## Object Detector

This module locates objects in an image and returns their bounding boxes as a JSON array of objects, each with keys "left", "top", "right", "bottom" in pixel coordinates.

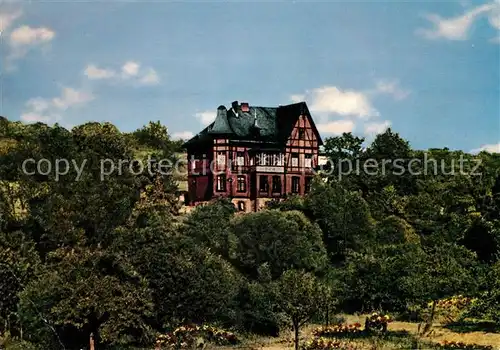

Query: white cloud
[
  {"left": 122, "top": 61, "right": 140, "bottom": 77},
  {"left": 316, "top": 120, "right": 355, "bottom": 135},
  {"left": 84, "top": 65, "right": 116, "bottom": 80},
  {"left": 290, "top": 94, "right": 305, "bottom": 103},
  {"left": 490, "top": 35, "right": 500, "bottom": 43},
  {"left": 20, "top": 112, "right": 53, "bottom": 124},
  {"left": 52, "top": 87, "right": 94, "bottom": 110},
  {"left": 290, "top": 83, "right": 399, "bottom": 139},
  {"left": 7, "top": 25, "right": 55, "bottom": 62},
  {"left": 489, "top": 1, "right": 500, "bottom": 28},
  {"left": 83, "top": 62, "right": 160, "bottom": 85},
  {"left": 470, "top": 142, "right": 500, "bottom": 153},
  {"left": 21, "top": 87, "right": 94, "bottom": 125},
  {"left": 297, "top": 86, "right": 379, "bottom": 119},
  {"left": 375, "top": 80, "right": 410, "bottom": 100},
  {"left": 364, "top": 120, "right": 392, "bottom": 136},
  {"left": 10, "top": 25, "right": 54, "bottom": 45},
  {"left": 172, "top": 131, "right": 194, "bottom": 140},
  {"left": 417, "top": 2, "right": 499, "bottom": 41},
  {"left": 195, "top": 111, "right": 216, "bottom": 125},
  {"left": 26, "top": 97, "right": 50, "bottom": 113},
  {"left": 0, "top": 9, "right": 22, "bottom": 32},
  {"left": 140, "top": 68, "right": 160, "bottom": 85}
]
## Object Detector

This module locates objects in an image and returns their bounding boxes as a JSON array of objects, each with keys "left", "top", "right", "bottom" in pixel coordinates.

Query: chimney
[
  {"left": 241, "top": 102, "right": 249, "bottom": 112},
  {"left": 231, "top": 101, "right": 239, "bottom": 111}
]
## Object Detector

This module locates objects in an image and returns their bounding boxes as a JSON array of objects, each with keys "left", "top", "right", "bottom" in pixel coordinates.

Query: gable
[
  {"left": 277, "top": 103, "right": 323, "bottom": 146},
  {"left": 286, "top": 114, "right": 320, "bottom": 147}
]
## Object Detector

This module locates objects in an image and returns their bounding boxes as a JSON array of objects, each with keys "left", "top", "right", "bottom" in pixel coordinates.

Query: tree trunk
[
  {"left": 428, "top": 300, "right": 437, "bottom": 326},
  {"left": 325, "top": 306, "right": 329, "bottom": 327},
  {"left": 422, "top": 300, "right": 437, "bottom": 335},
  {"left": 293, "top": 320, "right": 299, "bottom": 350}
]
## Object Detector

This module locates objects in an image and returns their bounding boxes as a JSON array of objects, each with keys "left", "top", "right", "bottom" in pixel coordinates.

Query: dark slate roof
[{"left": 183, "top": 101, "right": 322, "bottom": 148}]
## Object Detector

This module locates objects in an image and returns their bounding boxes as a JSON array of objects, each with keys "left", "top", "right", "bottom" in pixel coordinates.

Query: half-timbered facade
[{"left": 183, "top": 101, "right": 323, "bottom": 212}]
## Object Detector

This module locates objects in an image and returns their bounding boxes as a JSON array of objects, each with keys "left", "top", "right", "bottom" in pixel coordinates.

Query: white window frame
[
  {"left": 217, "top": 151, "right": 226, "bottom": 166},
  {"left": 305, "top": 154, "right": 312, "bottom": 168},
  {"left": 216, "top": 175, "right": 226, "bottom": 191},
  {"left": 236, "top": 152, "right": 245, "bottom": 166}
]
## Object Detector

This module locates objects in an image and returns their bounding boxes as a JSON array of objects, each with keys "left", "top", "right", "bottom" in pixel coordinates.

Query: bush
[
  {"left": 311, "top": 323, "right": 362, "bottom": 337},
  {"left": 437, "top": 340, "right": 493, "bottom": 350},
  {"left": 155, "top": 324, "right": 239, "bottom": 349},
  {"left": 302, "top": 337, "right": 360, "bottom": 350},
  {"left": 364, "top": 313, "right": 392, "bottom": 333}
]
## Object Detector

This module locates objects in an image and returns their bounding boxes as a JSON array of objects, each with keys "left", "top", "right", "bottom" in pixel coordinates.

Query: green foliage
[
  {"left": 400, "top": 241, "right": 478, "bottom": 306},
  {"left": 18, "top": 246, "right": 154, "bottom": 348},
  {"left": 1, "top": 117, "right": 500, "bottom": 348},
  {"left": 275, "top": 269, "right": 327, "bottom": 350},
  {"left": 304, "top": 181, "right": 374, "bottom": 261},
  {"left": 0, "top": 231, "right": 40, "bottom": 335},
  {"left": 464, "top": 261, "right": 500, "bottom": 323},
  {"left": 374, "top": 215, "right": 420, "bottom": 245},
  {"left": 276, "top": 269, "right": 325, "bottom": 324},
  {"left": 182, "top": 197, "right": 237, "bottom": 259},
  {"left": 231, "top": 210, "right": 328, "bottom": 280}
]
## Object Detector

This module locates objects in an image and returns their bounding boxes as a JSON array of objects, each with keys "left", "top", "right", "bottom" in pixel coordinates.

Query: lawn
[{"left": 204, "top": 315, "right": 500, "bottom": 350}]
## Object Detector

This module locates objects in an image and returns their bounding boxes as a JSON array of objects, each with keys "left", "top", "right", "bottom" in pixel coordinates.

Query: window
[
  {"left": 237, "top": 175, "right": 246, "bottom": 192},
  {"left": 259, "top": 175, "right": 269, "bottom": 192},
  {"left": 291, "top": 153, "right": 299, "bottom": 167},
  {"left": 256, "top": 153, "right": 264, "bottom": 165},
  {"left": 292, "top": 176, "right": 300, "bottom": 193},
  {"left": 305, "top": 177, "right": 313, "bottom": 193},
  {"left": 298, "top": 128, "right": 305, "bottom": 140},
  {"left": 271, "top": 153, "right": 284, "bottom": 166},
  {"left": 305, "top": 153, "right": 312, "bottom": 168},
  {"left": 236, "top": 152, "right": 245, "bottom": 166},
  {"left": 272, "top": 176, "right": 281, "bottom": 193},
  {"left": 217, "top": 151, "right": 226, "bottom": 166},
  {"left": 237, "top": 201, "right": 246, "bottom": 212},
  {"left": 216, "top": 174, "right": 226, "bottom": 192}
]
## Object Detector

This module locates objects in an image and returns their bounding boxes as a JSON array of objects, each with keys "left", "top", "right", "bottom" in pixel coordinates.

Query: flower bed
[
  {"left": 302, "top": 337, "right": 359, "bottom": 350},
  {"left": 436, "top": 295, "right": 475, "bottom": 309},
  {"left": 311, "top": 323, "right": 362, "bottom": 337},
  {"left": 437, "top": 340, "right": 493, "bottom": 350},
  {"left": 364, "top": 312, "right": 392, "bottom": 332},
  {"left": 432, "top": 295, "right": 477, "bottom": 323},
  {"left": 155, "top": 324, "right": 238, "bottom": 349}
]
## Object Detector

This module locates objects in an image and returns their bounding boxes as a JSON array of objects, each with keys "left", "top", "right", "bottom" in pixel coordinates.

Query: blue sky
[{"left": 1, "top": 0, "right": 499, "bottom": 153}]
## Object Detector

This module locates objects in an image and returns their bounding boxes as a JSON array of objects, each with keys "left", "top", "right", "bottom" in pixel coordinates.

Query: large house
[{"left": 183, "top": 101, "right": 323, "bottom": 212}]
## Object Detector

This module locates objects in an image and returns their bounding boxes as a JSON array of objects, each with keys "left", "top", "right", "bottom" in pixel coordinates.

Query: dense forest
[{"left": 0, "top": 116, "right": 499, "bottom": 350}]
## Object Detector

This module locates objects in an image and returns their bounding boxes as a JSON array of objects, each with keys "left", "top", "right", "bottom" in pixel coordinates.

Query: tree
[
  {"left": 231, "top": 210, "right": 328, "bottom": 280},
  {"left": 374, "top": 215, "right": 420, "bottom": 246},
  {"left": 0, "top": 231, "right": 40, "bottom": 336},
  {"left": 465, "top": 260, "right": 500, "bottom": 323},
  {"left": 182, "top": 197, "right": 237, "bottom": 259},
  {"left": 18, "top": 246, "right": 154, "bottom": 349},
  {"left": 304, "top": 180, "right": 374, "bottom": 262},
  {"left": 399, "top": 241, "right": 478, "bottom": 333},
  {"left": 275, "top": 270, "right": 326, "bottom": 350}
]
